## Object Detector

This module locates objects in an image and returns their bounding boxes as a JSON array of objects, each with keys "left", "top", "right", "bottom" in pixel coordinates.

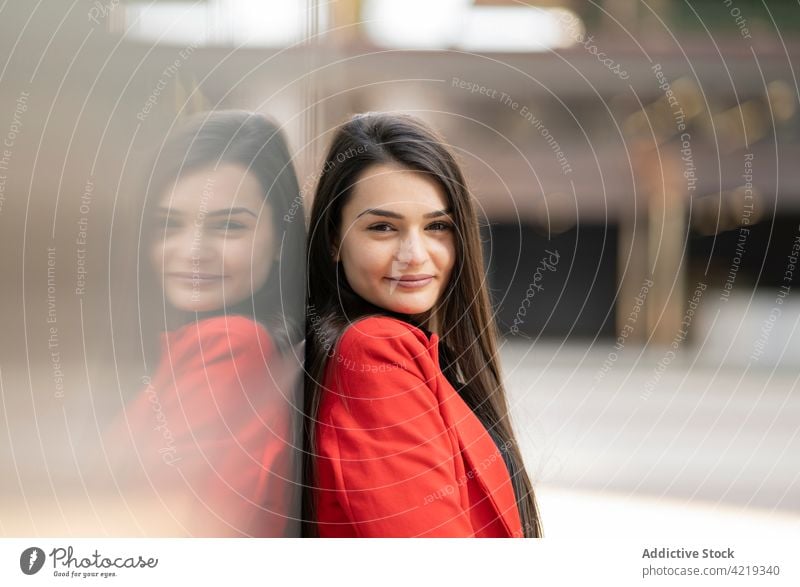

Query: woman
[
  {"left": 104, "top": 110, "right": 305, "bottom": 537},
  {"left": 303, "top": 112, "right": 543, "bottom": 537}
]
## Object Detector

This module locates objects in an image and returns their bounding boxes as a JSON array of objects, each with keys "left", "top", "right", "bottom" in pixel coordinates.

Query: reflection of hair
[
  {"left": 302, "top": 112, "right": 543, "bottom": 537},
  {"left": 139, "top": 110, "right": 305, "bottom": 358}
]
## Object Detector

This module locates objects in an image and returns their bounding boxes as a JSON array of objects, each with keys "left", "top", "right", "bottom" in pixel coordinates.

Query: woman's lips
[
  {"left": 385, "top": 275, "right": 434, "bottom": 289},
  {"left": 167, "top": 272, "right": 225, "bottom": 285}
]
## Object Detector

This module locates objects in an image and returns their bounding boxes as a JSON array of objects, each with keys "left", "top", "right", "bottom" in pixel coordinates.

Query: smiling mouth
[
  {"left": 168, "top": 272, "right": 225, "bottom": 282},
  {"left": 385, "top": 276, "right": 434, "bottom": 289}
]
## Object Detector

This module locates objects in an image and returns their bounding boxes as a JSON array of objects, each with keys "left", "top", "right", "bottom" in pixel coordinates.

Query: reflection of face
[
  {"left": 336, "top": 163, "right": 456, "bottom": 317},
  {"left": 150, "top": 163, "right": 275, "bottom": 313}
]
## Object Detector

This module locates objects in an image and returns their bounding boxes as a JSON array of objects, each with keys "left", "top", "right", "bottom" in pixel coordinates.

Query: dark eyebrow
[
  {"left": 356, "top": 207, "right": 452, "bottom": 220},
  {"left": 156, "top": 206, "right": 257, "bottom": 218},
  {"left": 206, "top": 207, "right": 258, "bottom": 219}
]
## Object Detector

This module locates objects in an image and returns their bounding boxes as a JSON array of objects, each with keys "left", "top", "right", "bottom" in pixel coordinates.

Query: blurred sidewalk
[
  {"left": 536, "top": 485, "right": 799, "bottom": 539},
  {"left": 501, "top": 332, "right": 800, "bottom": 534}
]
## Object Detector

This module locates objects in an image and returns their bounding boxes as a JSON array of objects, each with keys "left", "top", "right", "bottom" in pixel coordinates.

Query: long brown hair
[{"left": 303, "top": 112, "right": 542, "bottom": 537}]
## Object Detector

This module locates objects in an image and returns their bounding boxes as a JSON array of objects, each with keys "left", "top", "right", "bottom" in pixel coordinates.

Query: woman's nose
[
  {"left": 170, "top": 224, "right": 215, "bottom": 262},
  {"left": 395, "top": 232, "right": 428, "bottom": 266}
]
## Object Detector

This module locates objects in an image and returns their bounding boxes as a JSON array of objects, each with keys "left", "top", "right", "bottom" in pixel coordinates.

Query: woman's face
[
  {"left": 335, "top": 163, "right": 456, "bottom": 317},
  {"left": 150, "top": 163, "right": 275, "bottom": 313}
]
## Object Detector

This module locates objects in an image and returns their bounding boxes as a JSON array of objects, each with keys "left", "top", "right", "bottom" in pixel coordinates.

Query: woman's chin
[
  {"left": 167, "top": 296, "right": 222, "bottom": 314},
  {"left": 382, "top": 302, "right": 434, "bottom": 316}
]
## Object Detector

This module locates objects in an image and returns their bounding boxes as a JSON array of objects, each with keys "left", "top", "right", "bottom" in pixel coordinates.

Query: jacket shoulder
[
  {"left": 168, "top": 315, "right": 274, "bottom": 363},
  {"left": 325, "top": 316, "right": 435, "bottom": 396},
  {"left": 337, "top": 315, "right": 430, "bottom": 356}
]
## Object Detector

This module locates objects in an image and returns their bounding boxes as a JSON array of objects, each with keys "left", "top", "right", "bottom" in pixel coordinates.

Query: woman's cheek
[
  {"left": 433, "top": 239, "right": 456, "bottom": 272},
  {"left": 222, "top": 235, "right": 253, "bottom": 277},
  {"left": 343, "top": 237, "right": 371, "bottom": 266},
  {"left": 364, "top": 241, "right": 395, "bottom": 275}
]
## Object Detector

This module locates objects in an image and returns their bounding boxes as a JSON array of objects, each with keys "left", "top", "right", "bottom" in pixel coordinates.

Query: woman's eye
[
  {"left": 215, "top": 221, "right": 247, "bottom": 231},
  {"left": 367, "top": 223, "right": 395, "bottom": 232},
  {"left": 427, "top": 221, "right": 453, "bottom": 232}
]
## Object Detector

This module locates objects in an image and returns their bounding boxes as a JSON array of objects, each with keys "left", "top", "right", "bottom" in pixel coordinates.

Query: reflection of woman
[
  {"left": 303, "top": 113, "right": 543, "bottom": 537},
  {"left": 106, "top": 110, "right": 304, "bottom": 537}
]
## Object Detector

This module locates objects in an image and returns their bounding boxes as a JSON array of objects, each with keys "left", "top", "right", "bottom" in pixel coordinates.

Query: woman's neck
[
  {"left": 404, "top": 308, "right": 438, "bottom": 336},
  {"left": 426, "top": 313, "right": 439, "bottom": 336}
]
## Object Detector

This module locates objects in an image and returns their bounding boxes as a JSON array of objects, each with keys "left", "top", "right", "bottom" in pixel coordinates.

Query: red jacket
[
  {"left": 314, "top": 315, "right": 524, "bottom": 537},
  {"left": 104, "top": 315, "right": 299, "bottom": 536}
]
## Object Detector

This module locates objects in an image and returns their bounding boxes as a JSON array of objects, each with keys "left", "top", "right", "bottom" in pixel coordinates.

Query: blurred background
[{"left": 0, "top": 0, "right": 798, "bottom": 537}]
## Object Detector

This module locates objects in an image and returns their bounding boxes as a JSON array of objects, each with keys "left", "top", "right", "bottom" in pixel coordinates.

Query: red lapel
[{"left": 427, "top": 335, "right": 522, "bottom": 537}]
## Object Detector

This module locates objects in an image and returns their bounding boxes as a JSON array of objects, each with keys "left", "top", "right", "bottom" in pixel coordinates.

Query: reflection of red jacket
[
  {"left": 314, "top": 316, "right": 523, "bottom": 537},
  {"left": 105, "top": 315, "right": 298, "bottom": 536}
]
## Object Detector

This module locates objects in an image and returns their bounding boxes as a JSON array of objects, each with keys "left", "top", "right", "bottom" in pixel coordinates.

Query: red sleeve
[
  {"left": 159, "top": 316, "right": 296, "bottom": 535},
  {"left": 318, "top": 317, "right": 475, "bottom": 537}
]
